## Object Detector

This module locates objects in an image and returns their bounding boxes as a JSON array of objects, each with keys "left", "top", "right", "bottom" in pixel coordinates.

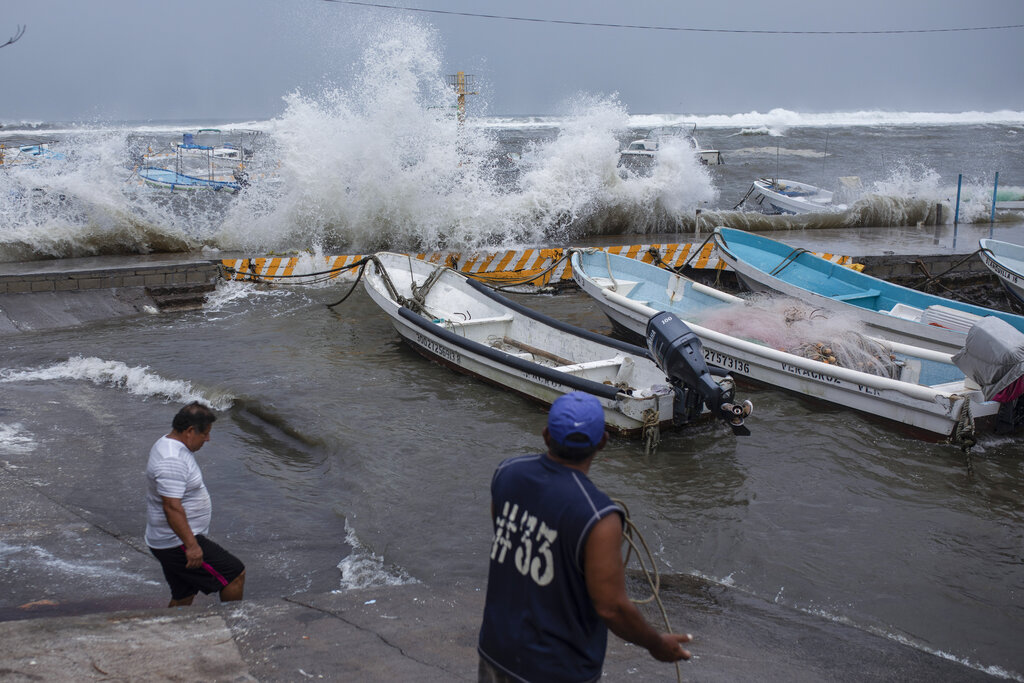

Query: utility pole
[{"left": 446, "top": 71, "right": 478, "bottom": 124}]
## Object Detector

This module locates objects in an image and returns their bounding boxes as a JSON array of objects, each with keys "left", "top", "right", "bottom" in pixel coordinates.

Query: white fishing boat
[
  {"left": 569, "top": 248, "right": 1015, "bottom": 441},
  {"left": 979, "top": 238, "right": 1024, "bottom": 307},
  {"left": 740, "top": 177, "right": 840, "bottom": 214},
  {"left": 362, "top": 252, "right": 752, "bottom": 446},
  {"left": 617, "top": 124, "right": 722, "bottom": 175}
]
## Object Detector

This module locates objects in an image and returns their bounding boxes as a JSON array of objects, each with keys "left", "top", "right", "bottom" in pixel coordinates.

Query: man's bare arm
[
  {"left": 584, "top": 514, "right": 692, "bottom": 662},
  {"left": 161, "top": 496, "right": 203, "bottom": 568}
]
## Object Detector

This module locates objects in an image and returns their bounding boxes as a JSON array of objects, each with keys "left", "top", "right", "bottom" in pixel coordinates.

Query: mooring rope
[
  {"left": 769, "top": 247, "right": 812, "bottom": 276},
  {"left": 909, "top": 248, "right": 993, "bottom": 307},
  {"left": 483, "top": 253, "right": 572, "bottom": 292},
  {"left": 613, "top": 497, "right": 683, "bottom": 683},
  {"left": 221, "top": 256, "right": 373, "bottom": 286},
  {"left": 325, "top": 259, "right": 371, "bottom": 309},
  {"left": 641, "top": 408, "right": 661, "bottom": 457},
  {"left": 680, "top": 233, "right": 718, "bottom": 271},
  {"left": 952, "top": 398, "right": 977, "bottom": 475}
]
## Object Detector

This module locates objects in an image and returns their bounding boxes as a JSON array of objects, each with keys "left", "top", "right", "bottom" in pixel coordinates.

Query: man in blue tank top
[{"left": 478, "top": 392, "right": 693, "bottom": 682}]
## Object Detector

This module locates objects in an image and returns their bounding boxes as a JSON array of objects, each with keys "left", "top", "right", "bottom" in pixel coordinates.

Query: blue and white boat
[
  {"left": 712, "top": 227, "right": 1024, "bottom": 354},
  {"left": 136, "top": 129, "right": 260, "bottom": 193},
  {"left": 569, "top": 248, "right": 1006, "bottom": 440},
  {"left": 137, "top": 166, "right": 240, "bottom": 193},
  {"left": 0, "top": 138, "right": 66, "bottom": 167}
]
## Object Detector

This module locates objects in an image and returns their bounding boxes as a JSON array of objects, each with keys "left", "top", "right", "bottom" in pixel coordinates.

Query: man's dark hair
[
  {"left": 549, "top": 434, "right": 598, "bottom": 462},
  {"left": 172, "top": 401, "right": 217, "bottom": 433}
]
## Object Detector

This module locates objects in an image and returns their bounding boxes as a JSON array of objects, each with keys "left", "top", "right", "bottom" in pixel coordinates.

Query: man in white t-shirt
[{"left": 145, "top": 401, "right": 245, "bottom": 607}]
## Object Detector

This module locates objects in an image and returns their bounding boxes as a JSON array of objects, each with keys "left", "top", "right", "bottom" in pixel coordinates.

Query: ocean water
[{"left": 2, "top": 20, "right": 1024, "bottom": 681}]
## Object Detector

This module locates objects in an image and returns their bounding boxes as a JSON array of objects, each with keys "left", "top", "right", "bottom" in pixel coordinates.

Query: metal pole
[
  {"left": 456, "top": 71, "right": 466, "bottom": 124},
  {"left": 990, "top": 172, "right": 1000, "bottom": 226},
  {"left": 953, "top": 173, "right": 962, "bottom": 227},
  {"left": 821, "top": 131, "right": 828, "bottom": 185}
]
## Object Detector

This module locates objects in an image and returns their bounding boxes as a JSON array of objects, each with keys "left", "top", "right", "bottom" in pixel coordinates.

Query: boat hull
[
  {"left": 570, "top": 249, "right": 997, "bottom": 439},
  {"left": 749, "top": 178, "right": 835, "bottom": 215},
  {"left": 138, "top": 167, "right": 239, "bottom": 193},
  {"left": 980, "top": 238, "right": 1024, "bottom": 307}
]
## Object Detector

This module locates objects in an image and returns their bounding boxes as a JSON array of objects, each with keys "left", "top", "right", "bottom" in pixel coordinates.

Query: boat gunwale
[{"left": 714, "top": 227, "right": 1024, "bottom": 327}]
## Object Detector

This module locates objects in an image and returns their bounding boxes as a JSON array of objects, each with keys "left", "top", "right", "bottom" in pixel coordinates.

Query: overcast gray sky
[{"left": 2, "top": 0, "right": 1022, "bottom": 122}]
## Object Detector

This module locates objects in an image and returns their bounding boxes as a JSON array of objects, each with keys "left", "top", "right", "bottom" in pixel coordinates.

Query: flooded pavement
[
  {"left": 0, "top": 467, "right": 1003, "bottom": 681},
  {"left": 1, "top": 227, "right": 1022, "bottom": 681}
]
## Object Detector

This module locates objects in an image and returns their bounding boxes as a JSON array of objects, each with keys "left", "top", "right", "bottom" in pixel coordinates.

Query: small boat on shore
[
  {"left": 362, "top": 252, "right": 751, "bottom": 447},
  {"left": 738, "top": 177, "right": 841, "bottom": 215},
  {"left": 979, "top": 238, "right": 1024, "bottom": 307},
  {"left": 569, "top": 248, "right": 1010, "bottom": 441},
  {"left": 617, "top": 124, "right": 722, "bottom": 175},
  {"left": 713, "top": 227, "right": 1024, "bottom": 354}
]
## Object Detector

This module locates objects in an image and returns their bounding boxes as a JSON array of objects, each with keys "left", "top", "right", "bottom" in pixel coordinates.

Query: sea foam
[
  {"left": 0, "top": 357, "right": 233, "bottom": 410},
  {"left": 334, "top": 520, "right": 418, "bottom": 591}
]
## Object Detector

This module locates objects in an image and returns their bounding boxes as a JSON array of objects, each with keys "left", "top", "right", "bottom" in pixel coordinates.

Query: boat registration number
[{"left": 703, "top": 348, "right": 749, "bottom": 375}]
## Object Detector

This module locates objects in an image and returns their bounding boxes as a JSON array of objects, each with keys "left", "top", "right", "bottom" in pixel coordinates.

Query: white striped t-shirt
[{"left": 144, "top": 435, "right": 212, "bottom": 549}]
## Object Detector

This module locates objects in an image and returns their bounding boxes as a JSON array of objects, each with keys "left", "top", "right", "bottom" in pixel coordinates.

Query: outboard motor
[
  {"left": 646, "top": 311, "right": 753, "bottom": 436},
  {"left": 952, "top": 316, "right": 1024, "bottom": 435}
]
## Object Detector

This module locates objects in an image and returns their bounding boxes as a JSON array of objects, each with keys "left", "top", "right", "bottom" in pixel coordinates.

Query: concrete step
[{"left": 145, "top": 283, "right": 216, "bottom": 312}]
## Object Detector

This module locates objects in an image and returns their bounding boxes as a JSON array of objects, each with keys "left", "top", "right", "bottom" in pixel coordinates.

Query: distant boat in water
[
  {"left": 0, "top": 137, "right": 66, "bottom": 168},
  {"left": 737, "top": 177, "right": 843, "bottom": 215},
  {"left": 136, "top": 129, "right": 260, "bottom": 193},
  {"left": 617, "top": 124, "right": 722, "bottom": 176},
  {"left": 142, "top": 129, "right": 259, "bottom": 165},
  {"left": 136, "top": 166, "right": 241, "bottom": 193}
]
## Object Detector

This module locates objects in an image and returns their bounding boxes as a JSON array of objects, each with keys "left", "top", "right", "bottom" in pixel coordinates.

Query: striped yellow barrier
[{"left": 219, "top": 243, "right": 858, "bottom": 285}]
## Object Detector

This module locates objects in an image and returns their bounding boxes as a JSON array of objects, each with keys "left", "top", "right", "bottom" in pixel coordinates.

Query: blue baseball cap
[{"left": 547, "top": 392, "right": 606, "bottom": 449}]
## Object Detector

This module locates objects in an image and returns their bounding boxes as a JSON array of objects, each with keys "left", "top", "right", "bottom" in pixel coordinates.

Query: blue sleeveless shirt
[{"left": 478, "top": 454, "right": 623, "bottom": 683}]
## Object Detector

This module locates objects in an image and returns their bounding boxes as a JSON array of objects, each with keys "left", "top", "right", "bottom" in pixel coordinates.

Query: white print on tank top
[{"left": 491, "top": 501, "right": 559, "bottom": 586}]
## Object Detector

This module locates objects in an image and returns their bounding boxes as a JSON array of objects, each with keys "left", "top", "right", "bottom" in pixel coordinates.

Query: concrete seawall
[
  {"left": 0, "top": 256, "right": 219, "bottom": 295},
  {"left": 0, "top": 256, "right": 220, "bottom": 334},
  {"left": 0, "top": 249, "right": 1008, "bottom": 335},
  {"left": 858, "top": 252, "right": 993, "bottom": 282}
]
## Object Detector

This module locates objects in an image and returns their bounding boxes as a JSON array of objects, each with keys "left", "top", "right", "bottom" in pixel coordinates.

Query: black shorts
[{"left": 150, "top": 535, "right": 245, "bottom": 600}]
